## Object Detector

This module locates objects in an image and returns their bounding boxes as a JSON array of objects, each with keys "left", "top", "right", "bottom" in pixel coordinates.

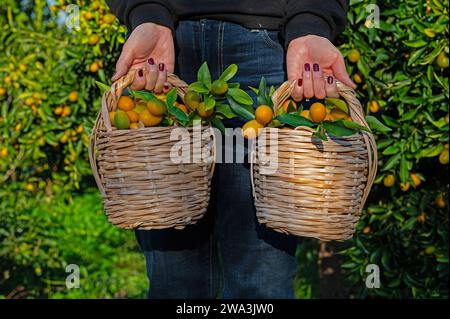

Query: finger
[
  {"left": 332, "top": 55, "right": 356, "bottom": 88},
  {"left": 312, "top": 63, "right": 326, "bottom": 99},
  {"left": 112, "top": 48, "right": 133, "bottom": 81},
  {"left": 292, "top": 78, "right": 304, "bottom": 101},
  {"left": 325, "top": 75, "right": 339, "bottom": 98},
  {"left": 144, "top": 57, "right": 158, "bottom": 91},
  {"left": 130, "top": 68, "right": 145, "bottom": 90},
  {"left": 154, "top": 63, "right": 167, "bottom": 93},
  {"left": 302, "top": 63, "right": 314, "bottom": 99},
  {"left": 163, "top": 82, "right": 172, "bottom": 93}
]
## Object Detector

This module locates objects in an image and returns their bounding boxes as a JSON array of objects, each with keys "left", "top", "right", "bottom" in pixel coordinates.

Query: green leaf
[
  {"left": 95, "top": 81, "right": 110, "bottom": 93},
  {"left": 341, "top": 120, "right": 371, "bottom": 132},
  {"left": 197, "top": 61, "right": 211, "bottom": 84},
  {"left": 323, "top": 121, "right": 356, "bottom": 137},
  {"left": 168, "top": 104, "right": 189, "bottom": 124},
  {"left": 276, "top": 113, "right": 314, "bottom": 128},
  {"left": 382, "top": 153, "right": 401, "bottom": 171},
  {"left": 383, "top": 145, "right": 401, "bottom": 155},
  {"left": 226, "top": 95, "right": 255, "bottom": 120},
  {"left": 418, "top": 144, "right": 445, "bottom": 158},
  {"left": 326, "top": 98, "right": 349, "bottom": 114},
  {"left": 313, "top": 125, "right": 328, "bottom": 141},
  {"left": 188, "top": 82, "right": 210, "bottom": 93},
  {"left": 399, "top": 155, "right": 409, "bottom": 184},
  {"left": 257, "top": 77, "right": 268, "bottom": 106},
  {"left": 166, "top": 87, "right": 177, "bottom": 108},
  {"left": 403, "top": 39, "right": 427, "bottom": 48},
  {"left": 219, "top": 64, "right": 238, "bottom": 82},
  {"left": 216, "top": 104, "right": 237, "bottom": 119},
  {"left": 227, "top": 88, "right": 253, "bottom": 105},
  {"left": 365, "top": 115, "right": 391, "bottom": 133},
  {"left": 211, "top": 117, "right": 226, "bottom": 134},
  {"left": 203, "top": 95, "right": 216, "bottom": 111},
  {"left": 130, "top": 90, "right": 158, "bottom": 102}
]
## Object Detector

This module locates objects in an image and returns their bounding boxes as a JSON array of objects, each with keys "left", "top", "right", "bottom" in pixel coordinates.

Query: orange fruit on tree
[
  {"left": 88, "top": 34, "right": 100, "bottom": 45},
  {"left": 24, "top": 97, "right": 34, "bottom": 106},
  {"left": 147, "top": 99, "right": 167, "bottom": 116},
  {"left": 139, "top": 109, "right": 163, "bottom": 127},
  {"left": 417, "top": 213, "right": 427, "bottom": 224},
  {"left": 439, "top": 149, "right": 449, "bottom": 165},
  {"left": 197, "top": 102, "right": 214, "bottom": 118},
  {"left": 436, "top": 52, "right": 449, "bottom": 69},
  {"left": 242, "top": 120, "right": 263, "bottom": 140},
  {"left": 369, "top": 100, "right": 380, "bottom": 113},
  {"left": 435, "top": 194, "right": 446, "bottom": 208},
  {"left": 54, "top": 106, "right": 63, "bottom": 115},
  {"left": 118, "top": 96, "right": 135, "bottom": 111},
  {"left": 61, "top": 106, "right": 71, "bottom": 117},
  {"left": 362, "top": 226, "right": 370, "bottom": 234},
  {"left": 383, "top": 174, "right": 395, "bottom": 187},
  {"left": 102, "top": 13, "right": 116, "bottom": 24},
  {"left": 90, "top": 62, "right": 100, "bottom": 73},
  {"left": 353, "top": 72, "right": 363, "bottom": 84},
  {"left": 0, "top": 87, "right": 6, "bottom": 96},
  {"left": 400, "top": 182, "right": 410, "bottom": 192},
  {"left": 255, "top": 105, "right": 273, "bottom": 125},
  {"left": 309, "top": 102, "right": 327, "bottom": 123},
  {"left": 347, "top": 49, "right": 361, "bottom": 63},
  {"left": 68, "top": 91, "right": 78, "bottom": 102},
  {"left": 410, "top": 173, "right": 421, "bottom": 187},
  {"left": 126, "top": 110, "right": 139, "bottom": 123},
  {"left": 282, "top": 100, "right": 297, "bottom": 112}
]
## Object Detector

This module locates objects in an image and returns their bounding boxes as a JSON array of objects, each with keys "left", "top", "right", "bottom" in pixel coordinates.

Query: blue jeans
[{"left": 135, "top": 20, "right": 298, "bottom": 299}]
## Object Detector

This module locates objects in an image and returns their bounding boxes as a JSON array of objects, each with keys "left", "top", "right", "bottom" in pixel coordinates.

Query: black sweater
[{"left": 106, "top": 0, "right": 348, "bottom": 47}]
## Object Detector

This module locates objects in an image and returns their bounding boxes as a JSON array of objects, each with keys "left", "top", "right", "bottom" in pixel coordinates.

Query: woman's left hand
[{"left": 286, "top": 35, "right": 356, "bottom": 100}]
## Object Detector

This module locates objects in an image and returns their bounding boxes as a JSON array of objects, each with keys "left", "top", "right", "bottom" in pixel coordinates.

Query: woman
[{"left": 106, "top": 0, "right": 355, "bottom": 299}]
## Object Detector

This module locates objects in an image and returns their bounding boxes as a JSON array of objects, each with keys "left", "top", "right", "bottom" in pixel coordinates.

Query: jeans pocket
[{"left": 258, "top": 30, "right": 284, "bottom": 51}]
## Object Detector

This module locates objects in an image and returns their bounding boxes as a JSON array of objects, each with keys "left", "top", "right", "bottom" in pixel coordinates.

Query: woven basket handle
[{"left": 252, "top": 80, "right": 378, "bottom": 211}]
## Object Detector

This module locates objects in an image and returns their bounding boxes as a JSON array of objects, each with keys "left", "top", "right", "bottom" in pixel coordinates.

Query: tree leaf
[
  {"left": 203, "top": 95, "right": 216, "bottom": 111},
  {"left": 95, "top": 81, "right": 110, "bottom": 93},
  {"left": 211, "top": 117, "right": 226, "bottom": 134},
  {"left": 366, "top": 115, "right": 392, "bottom": 133},
  {"left": 323, "top": 121, "right": 356, "bottom": 137},
  {"left": 216, "top": 103, "right": 237, "bottom": 119},
  {"left": 219, "top": 64, "right": 238, "bottom": 81}
]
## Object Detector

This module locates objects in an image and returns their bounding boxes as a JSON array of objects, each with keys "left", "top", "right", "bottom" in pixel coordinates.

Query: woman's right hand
[{"left": 112, "top": 22, "right": 175, "bottom": 93}]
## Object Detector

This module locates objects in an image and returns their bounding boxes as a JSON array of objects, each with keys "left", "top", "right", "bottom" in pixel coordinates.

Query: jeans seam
[
  {"left": 260, "top": 30, "right": 283, "bottom": 51},
  {"left": 218, "top": 22, "right": 225, "bottom": 76}
]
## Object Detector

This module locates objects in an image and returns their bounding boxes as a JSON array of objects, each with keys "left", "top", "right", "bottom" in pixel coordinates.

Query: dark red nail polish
[
  {"left": 138, "top": 69, "right": 143, "bottom": 77},
  {"left": 163, "top": 84, "right": 169, "bottom": 90},
  {"left": 313, "top": 63, "right": 320, "bottom": 72},
  {"left": 159, "top": 63, "right": 165, "bottom": 71},
  {"left": 297, "top": 78, "right": 303, "bottom": 86},
  {"left": 304, "top": 63, "right": 311, "bottom": 72},
  {"left": 327, "top": 76, "right": 333, "bottom": 84},
  {"left": 148, "top": 58, "right": 154, "bottom": 65}
]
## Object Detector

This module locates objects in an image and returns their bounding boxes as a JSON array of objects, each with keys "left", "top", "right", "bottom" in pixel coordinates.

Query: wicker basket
[
  {"left": 251, "top": 80, "right": 377, "bottom": 241},
  {"left": 88, "top": 70, "right": 215, "bottom": 230}
]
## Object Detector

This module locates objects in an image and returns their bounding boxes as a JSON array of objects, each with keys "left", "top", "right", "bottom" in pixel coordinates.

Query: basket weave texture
[
  {"left": 89, "top": 70, "right": 215, "bottom": 230},
  {"left": 251, "top": 80, "right": 378, "bottom": 241}
]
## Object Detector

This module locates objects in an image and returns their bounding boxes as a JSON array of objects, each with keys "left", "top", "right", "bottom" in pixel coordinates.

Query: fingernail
[
  {"left": 148, "top": 58, "right": 154, "bottom": 65},
  {"left": 297, "top": 78, "right": 303, "bottom": 86},
  {"left": 138, "top": 69, "right": 143, "bottom": 77},
  {"left": 313, "top": 63, "right": 320, "bottom": 72},
  {"left": 304, "top": 63, "right": 311, "bottom": 72},
  {"left": 159, "top": 63, "right": 165, "bottom": 71},
  {"left": 327, "top": 76, "right": 333, "bottom": 84},
  {"left": 163, "top": 84, "right": 169, "bottom": 91}
]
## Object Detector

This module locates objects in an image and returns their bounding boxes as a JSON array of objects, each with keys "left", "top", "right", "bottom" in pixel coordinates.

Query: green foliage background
[{"left": 0, "top": 0, "right": 448, "bottom": 298}]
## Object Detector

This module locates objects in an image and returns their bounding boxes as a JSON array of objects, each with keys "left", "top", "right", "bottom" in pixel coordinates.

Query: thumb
[
  {"left": 112, "top": 48, "right": 133, "bottom": 82},
  {"left": 332, "top": 55, "right": 357, "bottom": 89}
]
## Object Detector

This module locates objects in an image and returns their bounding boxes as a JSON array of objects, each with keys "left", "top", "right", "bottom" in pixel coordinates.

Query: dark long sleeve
[
  {"left": 282, "top": 0, "right": 348, "bottom": 46},
  {"left": 106, "top": 0, "right": 175, "bottom": 31}
]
